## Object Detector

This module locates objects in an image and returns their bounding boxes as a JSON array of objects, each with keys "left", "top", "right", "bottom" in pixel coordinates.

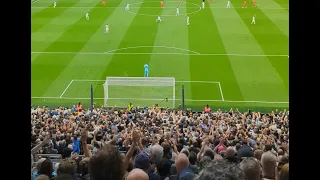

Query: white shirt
[
  {"left": 176, "top": 8, "right": 179, "bottom": 12},
  {"left": 157, "top": 16, "right": 161, "bottom": 19},
  {"left": 227, "top": 1, "right": 230, "bottom": 3},
  {"left": 106, "top": 24, "right": 109, "bottom": 29},
  {"left": 187, "top": 17, "right": 189, "bottom": 21},
  {"left": 126, "top": 4, "right": 129, "bottom": 7},
  {"left": 86, "top": 13, "right": 89, "bottom": 16},
  {"left": 252, "top": 16, "right": 255, "bottom": 20},
  {"left": 54, "top": 2, "right": 56, "bottom": 5}
]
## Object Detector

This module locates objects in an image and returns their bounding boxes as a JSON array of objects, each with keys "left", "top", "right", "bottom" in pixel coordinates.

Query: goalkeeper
[{"left": 144, "top": 64, "right": 149, "bottom": 77}]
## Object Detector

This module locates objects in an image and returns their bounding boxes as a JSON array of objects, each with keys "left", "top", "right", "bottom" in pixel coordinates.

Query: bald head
[
  {"left": 261, "top": 151, "right": 277, "bottom": 178},
  {"left": 278, "top": 149, "right": 284, "bottom": 155},
  {"left": 225, "top": 146, "right": 235, "bottom": 158},
  {"left": 175, "top": 153, "right": 189, "bottom": 173},
  {"left": 127, "top": 169, "right": 149, "bottom": 180}
]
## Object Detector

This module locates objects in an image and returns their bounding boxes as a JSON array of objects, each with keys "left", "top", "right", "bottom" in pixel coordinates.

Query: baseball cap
[{"left": 134, "top": 152, "right": 150, "bottom": 170}]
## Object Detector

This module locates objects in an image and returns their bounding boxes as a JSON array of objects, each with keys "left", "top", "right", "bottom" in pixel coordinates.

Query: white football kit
[
  {"left": 156, "top": 16, "right": 162, "bottom": 22},
  {"left": 251, "top": 16, "right": 256, "bottom": 24},
  {"left": 187, "top": 16, "right": 190, "bottom": 25},
  {"left": 226, "top": 1, "right": 231, "bottom": 8},
  {"left": 86, "top": 13, "right": 89, "bottom": 20},
  {"left": 53, "top": 2, "right": 56, "bottom": 8},
  {"left": 105, "top": 24, "right": 109, "bottom": 34},
  {"left": 176, "top": 7, "right": 179, "bottom": 16},
  {"left": 125, "top": 4, "right": 130, "bottom": 11},
  {"left": 202, "top": 2, "right": 205, "bottom": 9}
]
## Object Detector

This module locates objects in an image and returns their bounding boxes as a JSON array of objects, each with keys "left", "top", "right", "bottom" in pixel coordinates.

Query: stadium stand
[{"left": 31, "top": 105, "right": 289, "bottom": 180}]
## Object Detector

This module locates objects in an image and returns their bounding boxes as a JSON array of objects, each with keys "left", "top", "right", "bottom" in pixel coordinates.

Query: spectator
[
  {"left": 38, "top": 158, "right": 55, "bottom": 180},
  {"left": 72, "top": 135, "right": 80, "bottom": 155},
  {"left": 194, "top": 160, "right": 245, "bottom": 180},
  {"left": 254, "top": 149, "right": 263, "bottom": 161},
  {"left": 141, "top": 137, "right": 151, "bottom": 154},
  {"left": 198, "top": 156, "right": 211, "bottom": 170},
  {"left": 188, "top": 151, "right": 199, "bottom": 174},
  {"left": 237, "top": 138, "right": 253, "bottom": 162},
  {"left": 225, "top": 146, "right": 237, "bottom": 163},
  {"left": 175, "top": 153, "right": 194, "bottom": 180},
  {"left": 261, "top": 151, "right": 277, "bottom": 180},
  {"left": 56, "top": 158, "right": 77, "bottom": 180},
  {"left": 89, "top": 144, "right": 124, "bottom": 180},
  {"left": 134, "top": 152, "right": 160, "bottom": 180},
  {"left": 278, "top": 163, "right": 289, "bottom": 180},
  {"left": 31, "top": 106, "right": 289, "bottom": 180},
  {"left": 32, "top": 158, "right": 46, "bottom": 180},
  {"left": 203, "top": 149, "right": 214, "bottom": 160},
  {"left": 77, "top": 102, "right": 82, "bottom": 111},
  {"left": 277, "top": 155, "right": 289, "bottom": 175},
  {"left": 150, "top": 144, "right": 164, "bottom": 165},
  {"left": 77, "top": 157, "right": 90, "bottom": 180},
  {"left": 204, "top": 105, "right": 211, "bottom": 113},
  {"left": 35, "top": 174, "right": 50, "bottom": 180},
  {"left": 127, "top": 168, "right": 149, "bottom": 180},
  {"left": 157, "top": 158, "right": 172, "bottom": 180},
  {"left": 239, "top": 157, "right": 261, "bottom": 180}
]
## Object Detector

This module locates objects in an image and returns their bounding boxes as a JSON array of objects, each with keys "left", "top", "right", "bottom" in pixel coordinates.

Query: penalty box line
[
  {"left": 58, "top": 79, "right": 225, "bottom": 101},
  {"left": 59, "top": 80, "right": 74, "bottom": 98}
]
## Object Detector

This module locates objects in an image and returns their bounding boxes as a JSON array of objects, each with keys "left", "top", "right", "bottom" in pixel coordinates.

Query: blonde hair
[
  {"left": 279, "top": 163, "right": 289, "bottom": 180},
  {"left": 57, "top": 158, "right": 76, "bottom": 174},
  {"left": 35, "top": 174, "right": 50, "bottom": 180}
]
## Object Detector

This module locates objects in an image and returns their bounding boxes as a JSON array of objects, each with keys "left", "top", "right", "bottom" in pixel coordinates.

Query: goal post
[{"left": 103, "top": 77, "right": 176, "bottom": 108}]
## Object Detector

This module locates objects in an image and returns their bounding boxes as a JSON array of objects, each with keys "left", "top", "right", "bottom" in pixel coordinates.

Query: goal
[{"left": 103, "top": 77, "right": 176, "bottom": 108}]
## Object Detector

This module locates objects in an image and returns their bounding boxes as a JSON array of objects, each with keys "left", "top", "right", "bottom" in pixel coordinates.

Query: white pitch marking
[
  {"left": 31, "top": 6, "right": 287, "bottom": 10},
  {"left": 59, "top": 80, "right": 74, "bottom": 98},
  {"left": 31, "top": 0, "right": 40, "bottom": 5},
  {"left": 104, "top": 46, "right": 201, "bottom": 55},
  {"left": 31, "top": 51, "right": 288, "bottom": 57},
  {"left": 31, "top": 96, "right": 288, "bottom": 104},
  {"left": 218, "top": 82, "right": 225, "bottom": 101}
]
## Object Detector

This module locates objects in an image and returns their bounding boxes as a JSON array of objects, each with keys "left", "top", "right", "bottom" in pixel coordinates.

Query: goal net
[{"left": 103, "top": 77, "right": 176, "bottom": 108}]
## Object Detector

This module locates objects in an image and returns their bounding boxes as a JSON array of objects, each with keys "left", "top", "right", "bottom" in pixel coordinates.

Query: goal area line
[
  {"left": 60, "top": 79, "right": 224, "bottom": 101},
  {"left": 31, "top": 96, "right": 288, "bottom": 104},
  {"left": 33, "top": 79, "right": 288, "bottom": 104}
]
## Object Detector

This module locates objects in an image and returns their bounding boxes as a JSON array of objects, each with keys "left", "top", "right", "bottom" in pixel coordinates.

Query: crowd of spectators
[{"left": 31, "top": 103, "right": 289, "bottom": 180}]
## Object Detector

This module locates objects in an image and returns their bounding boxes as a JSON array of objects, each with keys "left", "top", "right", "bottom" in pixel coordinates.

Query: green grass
[{"left": 31, "top": 0, "right": 289, "bottom": 112}]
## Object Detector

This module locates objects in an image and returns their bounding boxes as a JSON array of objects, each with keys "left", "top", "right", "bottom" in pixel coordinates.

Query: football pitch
[{"left": 31, "top": 0, "right": 289, "bottom": 111}]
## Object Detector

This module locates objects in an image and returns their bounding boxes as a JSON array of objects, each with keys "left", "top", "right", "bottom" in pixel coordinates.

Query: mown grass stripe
[
  {"left": 209, "top": 2, "right": 287, "bottom": 102},
  {"left": 268, "top": 0, "right": 288, "bottom": 11},
  {"left": 187, "top": 0, "right": 244, "bottom": 103},
  {"left": 32, "top": 0, "right": 80, "bottom": 32},
  {"left": 101, "top": 0, "right": 163, "bottom": 79},
  {"left": 256, "top": 0, "right": 288, "bottom": 37},
  {"left": 32, "top": 0, "right": 121, "bottom": 97},
  {"left": 233, "top": 3, "right": 288, "bottom": 92},
  {"left": 233, "top": 5, "right": 288, "bottom": 55},
  {"left": 40, "top": 0, "right": 142, "bottom": 99},
  {"left": 148, "top": 1, "right": 192, "bottom": 104}
]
